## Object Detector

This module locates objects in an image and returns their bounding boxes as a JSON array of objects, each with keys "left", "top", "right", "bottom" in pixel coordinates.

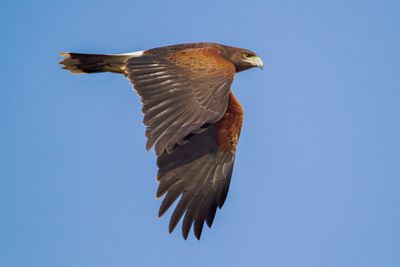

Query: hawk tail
[{"left": 59, "top": 52, "right": 130, "bottom": 74}]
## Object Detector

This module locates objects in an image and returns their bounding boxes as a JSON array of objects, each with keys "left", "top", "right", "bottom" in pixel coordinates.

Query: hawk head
[{"left": 221, "top": 46, "right": 264, "bottom": 72}]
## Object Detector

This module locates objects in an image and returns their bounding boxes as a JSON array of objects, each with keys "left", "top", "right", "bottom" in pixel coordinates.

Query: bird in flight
[{"left": 59, "top": 42, "right": 263, "bottom": 239}]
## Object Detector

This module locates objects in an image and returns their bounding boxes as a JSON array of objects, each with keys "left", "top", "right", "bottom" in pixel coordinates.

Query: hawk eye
[{"left": 243, "top": 53, "right": 252, "bottom": 58}]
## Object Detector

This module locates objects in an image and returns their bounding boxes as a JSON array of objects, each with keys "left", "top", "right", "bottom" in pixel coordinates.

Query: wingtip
[
  {"left": 206, "top": 216, "right": 214, "bottom": 228},
  {"left": 194, "top": 232, "right": 202, "bottom": 240},
  {"left": 157, "top": 208, "right": 165, "bottom": 218},
  {"left": 194, "top": 222, "right": 204, "bottom": 240},
  {"left": 182, "top": 224, "right": 191, "bottom": 240}
]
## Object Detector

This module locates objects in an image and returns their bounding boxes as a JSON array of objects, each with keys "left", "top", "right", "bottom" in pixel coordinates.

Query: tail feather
[{"left": 59, "top": 52, "right": 131, "bottom": 74}]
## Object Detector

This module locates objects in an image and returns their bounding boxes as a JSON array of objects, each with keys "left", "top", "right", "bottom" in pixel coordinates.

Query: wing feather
[
  {"left": 156, "top": 93, "right": 244, "bottom": 239},
  {"left": 125, "top": 46, "right": 235, "bottom": 155}
]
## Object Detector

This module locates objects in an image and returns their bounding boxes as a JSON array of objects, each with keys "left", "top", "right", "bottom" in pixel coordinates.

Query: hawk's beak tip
[
  {"left": 258, "top": 63, "right": 264, "bottom": 70},
  {"left": 255, "top": 56, "right": 264, "bottom": 70}
]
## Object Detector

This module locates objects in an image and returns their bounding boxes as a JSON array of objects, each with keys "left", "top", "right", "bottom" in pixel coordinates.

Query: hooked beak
[{"left": 245, "top": 56, "right": 264, "bottom": 69}]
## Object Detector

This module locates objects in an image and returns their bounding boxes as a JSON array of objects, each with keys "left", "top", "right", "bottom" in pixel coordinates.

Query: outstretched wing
[
  {"left": 125, "top": 46, "right": 235, "bottom": 156},
  {"left": 156, "top": 93, "right": 244, "bottom": 239}
]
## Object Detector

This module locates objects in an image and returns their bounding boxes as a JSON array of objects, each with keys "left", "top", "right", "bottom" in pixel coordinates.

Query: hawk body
[{"left": 60, "top": 42, "right": 263, "bottom": 239}]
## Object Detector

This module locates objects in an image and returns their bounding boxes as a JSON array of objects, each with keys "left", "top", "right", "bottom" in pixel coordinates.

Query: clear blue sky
[{"left": 1, "top": 0, "right": 399, "bottom": 266}]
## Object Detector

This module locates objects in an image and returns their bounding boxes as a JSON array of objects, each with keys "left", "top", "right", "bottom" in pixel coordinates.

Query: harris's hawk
[{"left": 59, "top": 43, "right": 263, "bottom": 239}]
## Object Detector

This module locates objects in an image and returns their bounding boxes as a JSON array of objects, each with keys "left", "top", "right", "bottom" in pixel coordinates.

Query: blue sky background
[{"left": 1, "top": 0, "right": 399, "bottom": 266}]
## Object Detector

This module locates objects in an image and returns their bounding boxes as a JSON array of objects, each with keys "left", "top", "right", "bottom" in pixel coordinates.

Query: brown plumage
[{"left": 59, "top": 42, "right": 263, "bottom": 239}]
